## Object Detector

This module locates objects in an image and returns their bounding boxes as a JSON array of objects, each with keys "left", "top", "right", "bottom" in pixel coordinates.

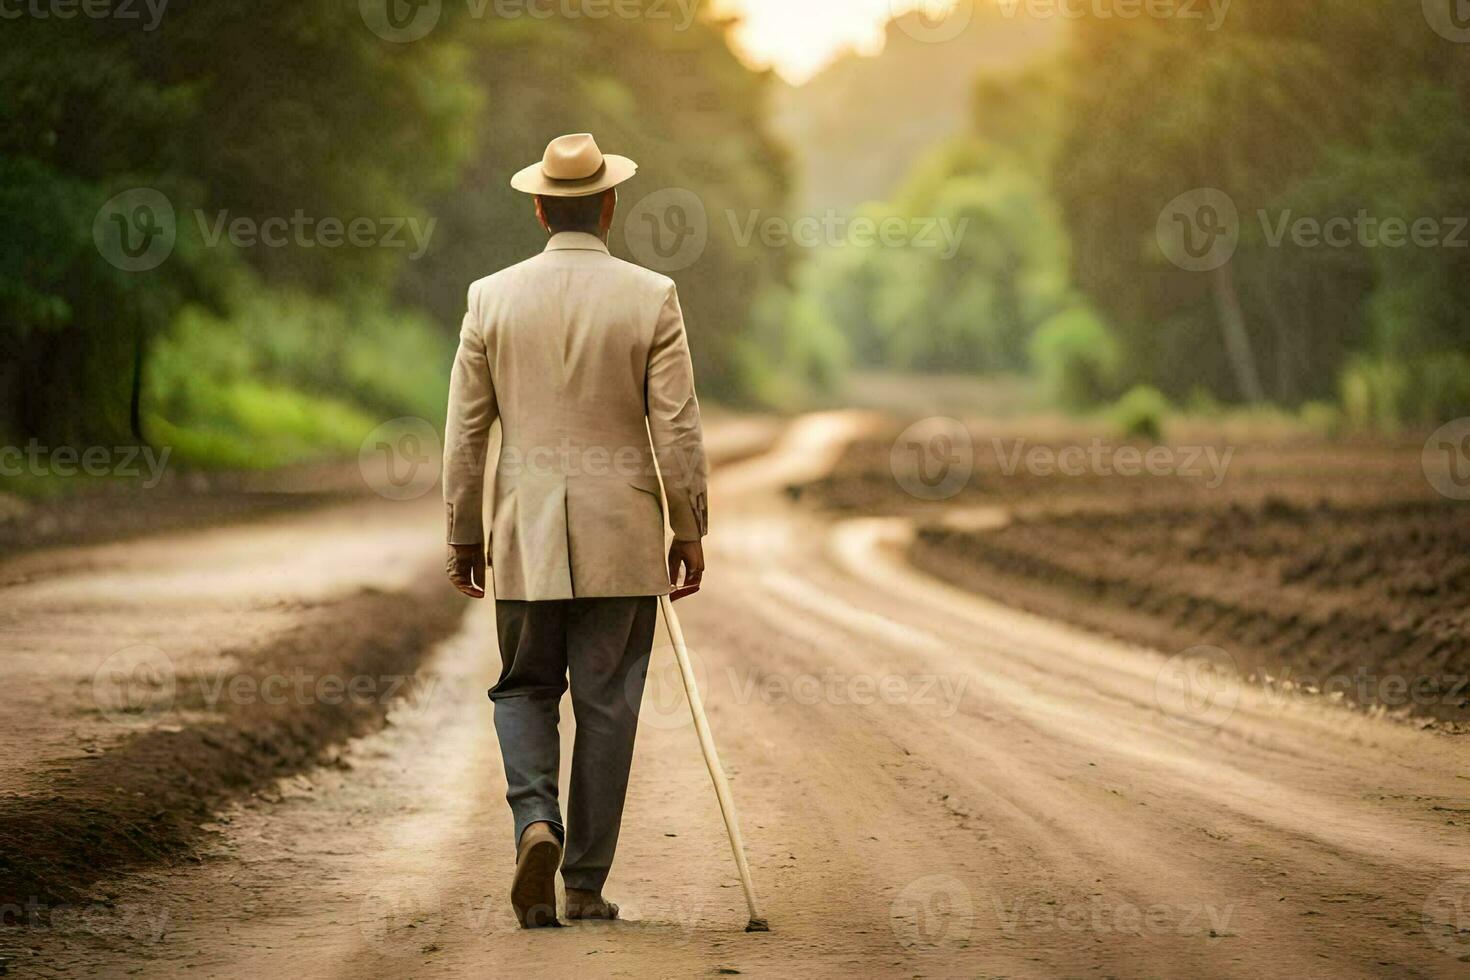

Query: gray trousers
[{"left": 490, "top": 597, "right": 656, "bottom": 892}]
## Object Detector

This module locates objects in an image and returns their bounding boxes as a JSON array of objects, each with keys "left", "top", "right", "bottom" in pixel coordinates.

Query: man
[{"left": 441, "top": 133, "right": 709, "bottom": 929}]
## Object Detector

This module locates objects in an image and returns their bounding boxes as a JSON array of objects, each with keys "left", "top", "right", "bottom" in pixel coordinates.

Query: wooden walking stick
[{"left": 658, "top": 592, "right": 770, "bottom": 932}]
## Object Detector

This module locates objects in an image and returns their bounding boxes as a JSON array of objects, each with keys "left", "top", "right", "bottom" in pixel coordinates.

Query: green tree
[{"left": 0, "top": 1, "right": 474, "bottom": 447}]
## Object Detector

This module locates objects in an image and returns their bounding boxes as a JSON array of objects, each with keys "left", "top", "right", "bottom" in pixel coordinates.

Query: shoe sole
[{"left": 511, "top": 837, "right": 562, "bottom": 929}]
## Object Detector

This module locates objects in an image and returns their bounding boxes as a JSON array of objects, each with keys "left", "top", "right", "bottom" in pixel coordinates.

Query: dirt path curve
[{"left": 15, "top": 414, "right": 1470, "bottom": 979}]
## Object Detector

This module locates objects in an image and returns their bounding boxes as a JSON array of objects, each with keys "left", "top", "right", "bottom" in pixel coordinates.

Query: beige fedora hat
[{"left": 511, "top": 133, "right": 638, "bottom": 198}]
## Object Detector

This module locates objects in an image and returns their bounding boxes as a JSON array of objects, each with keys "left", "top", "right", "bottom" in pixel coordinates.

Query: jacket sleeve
[
  {"left": 646, "top": 284, "right": 709, "bottom": 541},
  {"left": 442, "top": 287, "right": 498, "bottom": 547}
]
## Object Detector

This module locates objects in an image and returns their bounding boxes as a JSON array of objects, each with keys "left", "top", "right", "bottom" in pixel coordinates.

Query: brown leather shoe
[
  {"left": 512, "top": 823, "right": 562, "bottom": 928},
  {"left": 564, "top": 887, "right": 619, "bottom": 921}
]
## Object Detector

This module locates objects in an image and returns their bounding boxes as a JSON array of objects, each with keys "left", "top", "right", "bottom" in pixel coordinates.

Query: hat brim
[{"left": 510, "top": 154, "right": 638, "bottom": 197}]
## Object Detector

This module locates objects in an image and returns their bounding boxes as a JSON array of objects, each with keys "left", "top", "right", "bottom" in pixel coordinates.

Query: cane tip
[{"left": 745, "top": 918, "right": 770, "bottom": 932}]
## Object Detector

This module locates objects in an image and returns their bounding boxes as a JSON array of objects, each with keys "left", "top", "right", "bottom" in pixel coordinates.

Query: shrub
[
  {"left": 1028, "top": 305, "right": 1120, "bottom": 412},
  {"left": 1299, "top": 401, "right": 1344, "bottom": 439},
  {"left": 1340, "top": 354, "right": 1470, "bottom": 431},
  {"left": 1110, "top": 385, "right": 1171, "bottom": 442},
  {"left": 145, "top": 278, "right": 451, "bottom": 469}
]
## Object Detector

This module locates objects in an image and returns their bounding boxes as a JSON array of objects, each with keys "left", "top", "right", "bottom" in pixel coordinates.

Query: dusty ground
[
  {"left": 0, "top": 494, "right": 467, "bottom": 908},
  {"left": 0, "top": 416, "right": 778, "bottom": 912},
  {"left": 3, "top": 414, "right": 1468, "bottom": 978},
  {"left": 804, "top": 420, "right": 1469, "bottom": 727},
  {"left": 0, "top": 463, "right": 367, "bottom": 557}
]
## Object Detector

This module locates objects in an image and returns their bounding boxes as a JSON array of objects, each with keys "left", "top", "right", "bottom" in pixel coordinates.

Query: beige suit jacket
[{"left": 442, "top": 231, "right": 709, "bottom": 601}]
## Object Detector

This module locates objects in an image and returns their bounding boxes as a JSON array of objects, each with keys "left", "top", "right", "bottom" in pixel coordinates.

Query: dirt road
[{"left": 10, "top": 415, "right": 1470, "bottom": 978}]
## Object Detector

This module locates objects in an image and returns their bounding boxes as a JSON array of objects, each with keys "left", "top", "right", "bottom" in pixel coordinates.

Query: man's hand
[
  {"left": 446, "top": 544, "right": 487, "bottom": 599},
  {"left": 668, "top": 539, "right": 705, "bottom": 590}
]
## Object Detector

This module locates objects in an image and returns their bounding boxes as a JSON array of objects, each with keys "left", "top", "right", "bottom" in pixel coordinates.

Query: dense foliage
[
  {"left": 0, "top": 1, "right": 788, "bottom": 465},
  {"left": 7, "top": 0, "right": 1465, "bottom": 471},
  {"left": 792, "top": 0, "right": 1468, "bottom": 426},
  {"left": 1056, "top": 0, "right": 1470, "bottom": 424}
]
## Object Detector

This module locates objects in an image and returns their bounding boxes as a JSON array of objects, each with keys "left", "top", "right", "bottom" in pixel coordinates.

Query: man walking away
[{"left": 442, "top": 133, "right": 709, "bottom": 928}]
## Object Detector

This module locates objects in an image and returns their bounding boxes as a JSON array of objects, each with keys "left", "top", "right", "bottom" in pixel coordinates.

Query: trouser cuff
[
  {"left": 560, "top": 868, "right": 608, "bottom": 892},
  {"left": 513, "top": 810, "right": 565, "bottom": 853}
]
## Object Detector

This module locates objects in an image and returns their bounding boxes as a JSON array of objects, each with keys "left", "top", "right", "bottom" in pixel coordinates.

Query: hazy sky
[{"left": 711, "top": 0, "right": 961, "bottom": 85}]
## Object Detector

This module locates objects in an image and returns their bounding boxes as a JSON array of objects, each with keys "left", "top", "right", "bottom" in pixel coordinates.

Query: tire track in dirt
[
  {"left": 10, "top": 415, "right": 1469, "bottom": 979},
  {"left": 0, "top": 497, "right": 469, "bottom": 910}
]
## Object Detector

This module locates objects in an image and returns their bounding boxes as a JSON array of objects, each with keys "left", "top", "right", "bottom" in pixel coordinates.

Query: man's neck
[{"left": 547, "top": 228, "right": 608, "bottom": 241}]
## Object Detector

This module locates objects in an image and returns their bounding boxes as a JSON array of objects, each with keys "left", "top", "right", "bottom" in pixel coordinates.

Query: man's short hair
[{"left": 538, "top": 190, "right": 612, "bottom": 234}]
